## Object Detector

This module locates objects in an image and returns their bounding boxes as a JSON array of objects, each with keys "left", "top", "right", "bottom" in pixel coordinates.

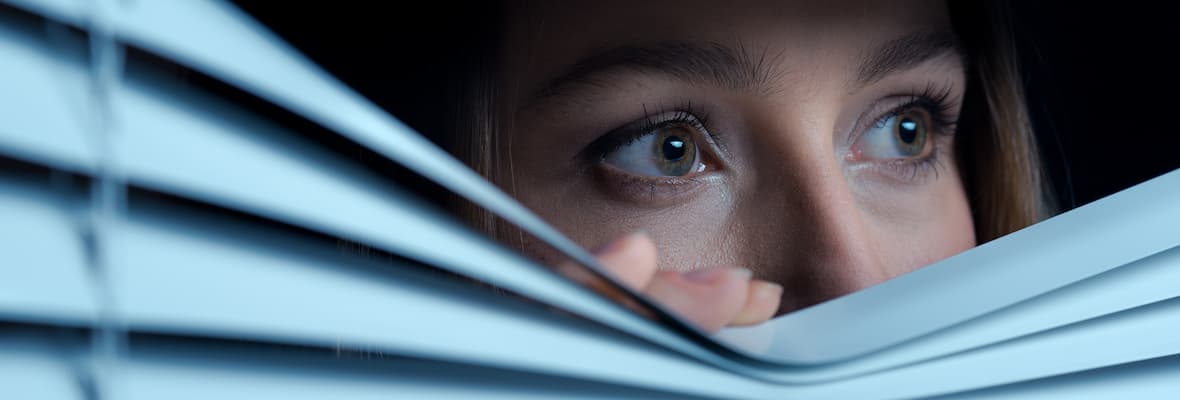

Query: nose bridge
[
  {"left": 791, "top": 169, "right": 887, "bottom": 299},
  {"left": 752, "top": 120, "right": 890, "bottom": 309}
]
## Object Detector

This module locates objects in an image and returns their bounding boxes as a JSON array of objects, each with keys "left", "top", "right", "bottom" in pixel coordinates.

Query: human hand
[{"left": 588, "top": 232, "right": 783, "bottom": 333}]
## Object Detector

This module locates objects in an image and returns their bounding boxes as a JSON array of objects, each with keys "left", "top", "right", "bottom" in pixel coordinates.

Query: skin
[{"left": 495, "top": 0, "right": 976, "bottom": 331}]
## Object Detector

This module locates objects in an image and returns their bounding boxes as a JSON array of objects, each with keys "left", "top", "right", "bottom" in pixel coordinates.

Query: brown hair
[
  {"left": 446, "top": 1, "right": 1055, "bottom": 246},
  {"left": 950, "top": 1, "right": 1057, "bottom": 241}
]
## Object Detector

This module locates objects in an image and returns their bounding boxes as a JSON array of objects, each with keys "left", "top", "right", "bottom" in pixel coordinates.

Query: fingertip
[
  {"left": 753, "top": 280, "right": 784, "bottom": 302},
  {"left": 647, "top": 267, "right": 752, "bottom": 333},
  {"left": 729, "top": 280, "right": 783, "bottom": 326},
  {"left": 682, "top": 267, "right": 751, "bottom": 284},
  {"left": 729, "top": 267, "right": 754, "bottom": 281},
  {"left": 593, "top": 231, "right": 659, "bottom": 290},
  {"left": 624, "top": 231, "right": 658, "bottom": 265}
]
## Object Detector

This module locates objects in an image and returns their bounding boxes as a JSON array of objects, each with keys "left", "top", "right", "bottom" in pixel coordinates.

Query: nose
[
  {"left": 783, "top": 171, "right": 890, "bottom": 310},
  {"left": 745, "top": 135, "right": 891, "bottom": 313}
]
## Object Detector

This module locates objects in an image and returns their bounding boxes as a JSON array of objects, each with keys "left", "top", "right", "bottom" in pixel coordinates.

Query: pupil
[
  {"left": 662, "top": 136, "right": 687, "bottom": 160},
  {"left": 898, "top": 117, "right": 918, "bottom": 144}
]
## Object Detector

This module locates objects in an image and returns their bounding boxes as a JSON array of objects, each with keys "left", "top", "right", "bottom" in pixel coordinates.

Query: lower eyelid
[
  {"left": 847, "top": 132, "right": 952, "bottom": 182},
  {"left": 881, "top": 157, "right": 944, "bottom": 183},
  {"left": 875, "top": 142, "right": 951, "bottom": 184},
  {"left": 594, "top": 162, "right": 711, "bottom": 204}
]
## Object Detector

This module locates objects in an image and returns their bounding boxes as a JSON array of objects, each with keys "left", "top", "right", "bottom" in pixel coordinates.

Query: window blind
[{"left": 2, "top": 1, "right": 1179, "bottom": 399}]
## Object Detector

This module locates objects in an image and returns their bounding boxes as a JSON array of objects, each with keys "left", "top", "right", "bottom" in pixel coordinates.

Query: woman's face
[{"left": 497, "top": 0, "right": 975, "bottom": 313}]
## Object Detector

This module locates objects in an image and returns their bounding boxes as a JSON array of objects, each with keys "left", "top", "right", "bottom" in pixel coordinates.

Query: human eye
[
  {"left": 850, "top": 86, "right": 960, "bottom": 182},
  {"left": 583, "top": 108, "right": 721, "bottom": 201},
  {"left": 593, "top": 109, "right": 718, "bottom": 177},
  {"left": 858, "top": 107, "right": 935, "bottom": 160},
  {"left": 602, "top": 119, "right": 705, "bottom": 177}
]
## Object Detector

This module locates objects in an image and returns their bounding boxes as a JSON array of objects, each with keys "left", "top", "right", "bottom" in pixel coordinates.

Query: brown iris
[
  {"left": 892, "top": 108, "right": 930, "bottom": 157},
  {"left": 651, "top": 127, "right": 698, "bottom": 176}
]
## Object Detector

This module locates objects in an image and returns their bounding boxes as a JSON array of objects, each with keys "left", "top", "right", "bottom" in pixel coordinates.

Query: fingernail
[
  {"left": 683, "top": 267, "right": 752, "bottom": 283},
  {"left": 753, "top": 280, "right": 783, "bottom": 299},
  {"left": 682, "top": 268, "right": 724, "bottom": 283},
  {"left": 729, "top": 268, "right": 754, "bottom": 280}
]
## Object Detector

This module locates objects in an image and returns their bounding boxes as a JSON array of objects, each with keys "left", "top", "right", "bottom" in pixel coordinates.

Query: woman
[{"left": 444, "top": 0, "right": 1055, "bottom": 332}]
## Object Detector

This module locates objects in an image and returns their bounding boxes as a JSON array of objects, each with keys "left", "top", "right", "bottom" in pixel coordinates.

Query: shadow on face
[{"left": 496, "top": 0, "right": 976, "bottom": 313}]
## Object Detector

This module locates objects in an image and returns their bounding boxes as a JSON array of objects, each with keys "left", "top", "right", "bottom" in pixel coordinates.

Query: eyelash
[
  {"left": 881, "top": 82, "right": 960, "bottom": 135},
  {"left": 867, "top": 83, "right": 961, "bottom": 183},
  {"left": 584, "top": 83, "right": 961, "bottom": 186},
  {"left": 586, "top": 101, "right": 718, "bottom": 160},
  {"left": 577, "top": 102, "right": 721, "bottom": 202}
]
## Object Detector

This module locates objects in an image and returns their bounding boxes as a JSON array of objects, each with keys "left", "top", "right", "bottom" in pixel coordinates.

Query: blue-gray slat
[
  {"left": 107, "top": 206, "right": 777, "bottom": 399},
  {"left": 938, "top": 354, "right": 1180, "bottom": 400},
  {"left": 116, "top": 338, "right": 707, "bottom": 400},
  {"left": 0, "top": 17, "right": 94, "bottom": 173},
  {"left": 753, "top": 244, "right": 1180, "bottom": 384},
  {"left": 0, "top": 329, "right": 87, "bottom": 400},
  {"left": 0, "top": 177, "right": 96, "bottom": 326}
]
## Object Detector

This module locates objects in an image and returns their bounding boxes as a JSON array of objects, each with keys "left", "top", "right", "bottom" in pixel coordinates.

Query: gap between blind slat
[{"left": 106, "top": 211, "right": 781, "bottom": 399}]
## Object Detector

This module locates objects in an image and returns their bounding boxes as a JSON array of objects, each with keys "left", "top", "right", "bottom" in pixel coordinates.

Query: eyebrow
[
  {"left": 523, "top": 31, "right": 964, "bottom": 109},
  {"left": 855, "top": 30, "right": 966, "bottom": 88},
  {"left": 522, "top": 40, "right": 775, "bottom": 109}
]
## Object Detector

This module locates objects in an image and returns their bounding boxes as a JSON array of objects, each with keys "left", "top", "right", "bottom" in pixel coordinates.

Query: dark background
[{"left": 235, "top": 1, "right": 1179, "bottom": 213}]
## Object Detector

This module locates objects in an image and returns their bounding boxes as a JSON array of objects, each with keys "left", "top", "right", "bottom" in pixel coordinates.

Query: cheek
[
  {"left": 639, "top": 199, "right": 739, "bottom": 272},
  {"left": 870, "top": 175, "right": 976, "bottom": 277},
  {"left": 516, "top": 177, "right": 740, "bottom": 271}
]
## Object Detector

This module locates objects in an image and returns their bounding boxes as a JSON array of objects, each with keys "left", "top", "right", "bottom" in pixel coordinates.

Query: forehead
[{"left": 500, "top": 0, "right": 955, "bottom": 99}]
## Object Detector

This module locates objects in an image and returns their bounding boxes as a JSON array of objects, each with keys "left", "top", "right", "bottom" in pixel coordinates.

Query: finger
[
  {"left": 728, "top": 280, "right": 783, "bottom": 326},
  {"left": 592, "top": 231, "right": 659, "bottom": 290},
  {"left": 549, "top": 232, "right": 658, "bottom": 312},
  {"left": 645, "top": 267, "right": 751, "bottom": 333}
]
